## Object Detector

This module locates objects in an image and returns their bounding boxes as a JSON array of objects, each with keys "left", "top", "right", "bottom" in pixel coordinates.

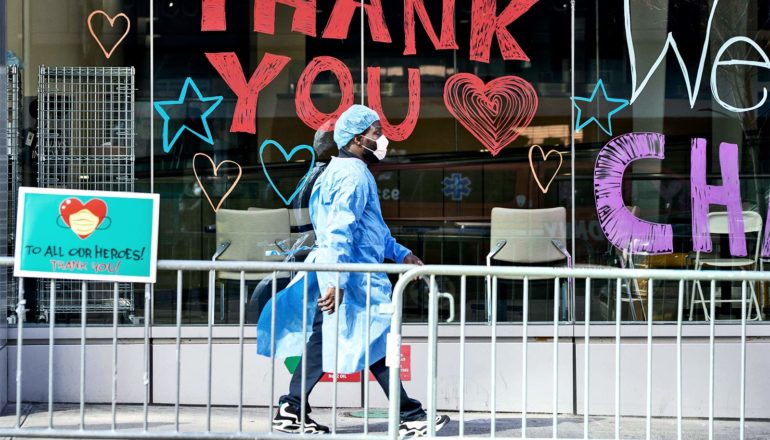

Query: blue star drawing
[
  {"left": 572, "top": 79, "right": 629, "bottom": 136},
  {"left": 154, "top": 77, "right": 223, "bottom": 153},
  {"left": 442, "top": 172, "right": 471, "bottom": 201}
]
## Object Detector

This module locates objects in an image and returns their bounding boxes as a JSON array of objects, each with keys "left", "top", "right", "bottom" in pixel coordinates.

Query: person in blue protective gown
[{"left": 258, "top": 105, "right": 449, "bottom": 436}]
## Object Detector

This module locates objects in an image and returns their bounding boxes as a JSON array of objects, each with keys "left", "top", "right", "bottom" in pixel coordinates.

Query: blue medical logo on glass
[{"left": 442, "top": 173, "right": 471, "bottom": 201}]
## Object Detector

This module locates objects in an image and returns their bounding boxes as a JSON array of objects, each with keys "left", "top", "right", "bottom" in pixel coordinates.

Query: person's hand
[
  {"left": 402, "top": 253, "right": 423, "bottom": 265},
  {"left": 318, "top": 286, "right": 343, "bottom": 314}
]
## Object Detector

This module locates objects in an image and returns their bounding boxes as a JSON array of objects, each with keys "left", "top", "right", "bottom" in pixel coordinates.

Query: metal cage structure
[
  {"left": 5, "top": 65, "right": 20, "bottom": 318},
  {"left": 36, "top": 66, "right": 136, "bottom": 323}
]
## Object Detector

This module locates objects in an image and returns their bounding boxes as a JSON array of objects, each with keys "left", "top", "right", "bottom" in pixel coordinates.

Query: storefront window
[{"left": 4, "top": 0, "right": 770, "bottom": 326}]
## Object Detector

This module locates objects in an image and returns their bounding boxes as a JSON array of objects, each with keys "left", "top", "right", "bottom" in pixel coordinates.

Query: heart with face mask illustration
[{"left": 59, "top": 198, "right": 108, "bottom": 239}]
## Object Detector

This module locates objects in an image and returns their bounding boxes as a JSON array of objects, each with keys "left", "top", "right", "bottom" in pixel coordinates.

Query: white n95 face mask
[{"left": 363, "top": 134, "right": 389, "bottom": 160}]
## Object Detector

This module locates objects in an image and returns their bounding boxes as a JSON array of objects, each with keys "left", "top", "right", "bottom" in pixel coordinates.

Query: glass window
[{"left": 4, "top": 0, "right": 770, "bottom": 325}]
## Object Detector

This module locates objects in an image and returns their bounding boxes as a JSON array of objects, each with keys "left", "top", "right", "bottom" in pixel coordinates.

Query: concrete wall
[{"left": 6, "top": 323, "right": 770, "bottom": 419}]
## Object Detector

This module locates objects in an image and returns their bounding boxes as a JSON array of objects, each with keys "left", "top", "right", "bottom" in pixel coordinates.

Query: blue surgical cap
[{"left": 333, "top": 105, "right": 380, "bottom": 149}]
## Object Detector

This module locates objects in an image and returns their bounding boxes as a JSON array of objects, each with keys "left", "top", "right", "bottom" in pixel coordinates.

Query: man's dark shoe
[
  {"left": 399, "top": 414, "right": 450, "bottom": 438},
  {"left": 273, "top": 402, "right": 330, "bottom": 434}
]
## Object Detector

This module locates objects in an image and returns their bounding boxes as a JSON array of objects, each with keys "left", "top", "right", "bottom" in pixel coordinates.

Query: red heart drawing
[
  {"left": 60, "top": 198, "right": 108, "bottom": 239},
  {"left": 444, "top": 73, "right": 539, "bottom": 156}
]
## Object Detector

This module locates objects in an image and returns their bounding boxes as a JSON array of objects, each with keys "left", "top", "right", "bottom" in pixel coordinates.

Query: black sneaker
[
  {"left": 399, "top": 414, "right": 450, "bottom": 438},
  {"left": 272, "top": 402, "right": 330, "bottom": 434}
]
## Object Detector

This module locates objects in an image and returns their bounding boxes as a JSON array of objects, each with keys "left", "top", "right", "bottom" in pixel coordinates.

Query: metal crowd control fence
[
  {"left": 0, "top": 256, "right": 768, "bottom": 439},
  {"left": 388, "top": 265, "right": 769, "bottom": 440}
]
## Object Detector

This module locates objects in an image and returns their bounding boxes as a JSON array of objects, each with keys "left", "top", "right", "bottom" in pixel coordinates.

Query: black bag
[{"left": 246, "top": 276, "right": 291, "bottom": 324}]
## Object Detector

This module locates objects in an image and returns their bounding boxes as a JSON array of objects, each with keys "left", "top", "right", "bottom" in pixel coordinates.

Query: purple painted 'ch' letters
[
  {"left": 690, "top": 138, "right": 747, "bottom": 256},
  {"left": 594, "top": 133, "right": 673, "bottom": 254}
]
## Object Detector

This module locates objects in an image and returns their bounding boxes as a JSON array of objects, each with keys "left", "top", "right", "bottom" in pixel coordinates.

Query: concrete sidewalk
[{"left": 0, "top": 404, "right": 769, "bottom": 439}]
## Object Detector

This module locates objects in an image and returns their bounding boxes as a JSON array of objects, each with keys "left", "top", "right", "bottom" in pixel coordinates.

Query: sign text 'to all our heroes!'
[{"left": 14, "top": 187, "right": 160, "bottom": 284}]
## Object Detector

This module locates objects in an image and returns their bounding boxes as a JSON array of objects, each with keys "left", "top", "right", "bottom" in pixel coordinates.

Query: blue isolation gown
[{"left": 257, "top": 156, "right": 411, "bottom": 373}]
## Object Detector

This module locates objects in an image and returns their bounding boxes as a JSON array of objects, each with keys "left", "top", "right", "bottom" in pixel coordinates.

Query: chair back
[
  {"left": 216, "top": 209, "right": 290, "bottom": 280},
  {"left": 250, "top": 206, "right": 314, "bottom": 245},
  {"left": 707, "top": 211, "right": 762, "bottom": 234},
  {"left": 706, "top": 210, "right": 763, "bottom": 261},
  {"left": 289, "top": 208, "right": 311, "bottom": 230},
  {"left": 490, "top": 207, "right": 567, "bottom": 264}
]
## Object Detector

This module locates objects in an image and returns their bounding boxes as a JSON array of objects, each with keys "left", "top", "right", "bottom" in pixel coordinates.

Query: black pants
[{"left": 279, "top": 306, "right": 426, "bottom": 422}]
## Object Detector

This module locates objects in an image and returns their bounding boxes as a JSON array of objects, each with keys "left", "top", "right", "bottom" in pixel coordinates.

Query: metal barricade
[
  {"left": 2, "top": 258, "right": 413, "bottom": 440},
  {"left": 389, "top": 265, "right": 770, "bottom": 440},
  {"left": 0, "top": 257, "right": 769, "bottom": 439}
]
